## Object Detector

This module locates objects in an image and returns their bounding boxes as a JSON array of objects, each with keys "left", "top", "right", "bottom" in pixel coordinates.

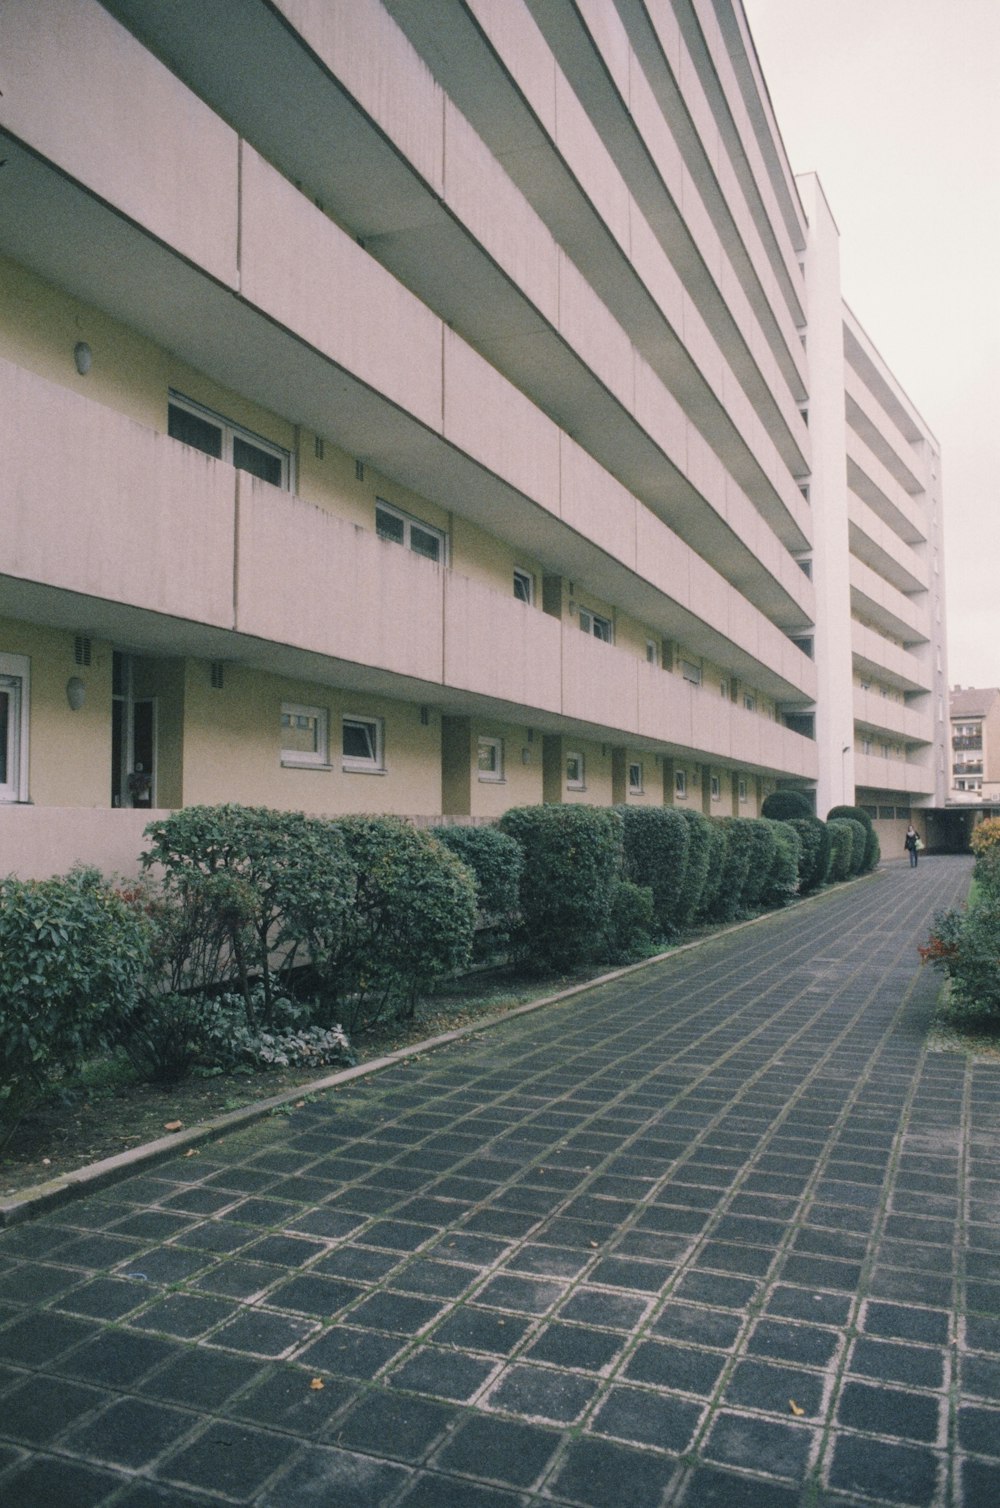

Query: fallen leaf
[
  {"left": 309, "top": 1377, "right": 325, "bottom": 1391},
  {"left": 294, "top": 1100, "right": 306, "bottom": 1109},
  {"left": 184, "top": 1148, "right": 199, "bottom": 1158},
  {"left": 589, "top": 1241, "right": 599, "bottom": 1248},
  {"left": 789, "top": 1399, "right": 804, "bottom": 1417},
  {"left": 163, "top": 1120, "right": 183, "bottom": 1133}
]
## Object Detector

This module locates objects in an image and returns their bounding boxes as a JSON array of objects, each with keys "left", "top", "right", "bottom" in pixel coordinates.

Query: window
[
  {"left": 513, "top": 569, "right": 534, "bottom": 605},
  {"left": 375, "top": 500, "right": 445, "bottom": 563},
  {"left": 281, "top": 703, "right": 328, "bottom": 767},
  {"left": 578, "top": 608, "right": 613, "bottom": 643},
  {"left": 680, "top": 660, "right": 702, "bottom": 686},
  {"left": 477, "top": 736, "right": 504, "bottom": 782},
  {"left": 0, "top": 653, "right": 29, "bottom": 803},
  {"left": 628, "top": 762, "right": 643, "bottom": 795},
  {"left": 862, "top": 737, "right": 872, "bottom": 755},
  {"left": 342, "top": 715, "right": 384, "bottom": 772},
  {"left": 743, "top": 694, "right": 757, "bottom": 713},
  {"left": 720, "top": 680, "right": 729, "bottom": 698},
  {"left": 738, "top": 778, "right": 748, "bottom": 803},
  {"left": 566, "top": 751, "right": 585, "bottom": 789},
  {"left": 674, "top": 769, "right": 687, "bottom": 799},
  {"left": 710, "top": 774, "right": 721, "bottom": 801},
  {"left": 169, "top": 391, "right": 289, "bottom": 488},
  {"left": 646, "top": 639, "right": 658, "bottom": 666}
]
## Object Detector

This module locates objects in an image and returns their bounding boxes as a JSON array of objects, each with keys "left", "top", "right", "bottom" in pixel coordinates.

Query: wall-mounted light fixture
[
  {"left": 74, "top": 341, "right": 92, "bottom": 375},
  {"left": 66, "top": 676, "right": 86, "bottom": 711}
]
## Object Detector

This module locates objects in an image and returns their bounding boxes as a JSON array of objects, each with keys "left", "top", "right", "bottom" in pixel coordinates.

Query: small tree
[{"left": 971, "top": 817, "right": 1000, "bottom": 857}]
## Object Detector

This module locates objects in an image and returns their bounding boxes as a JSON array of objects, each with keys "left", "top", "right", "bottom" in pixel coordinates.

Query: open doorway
[{"left": 111, "top": 651, "right": 157, "bottom": 808}]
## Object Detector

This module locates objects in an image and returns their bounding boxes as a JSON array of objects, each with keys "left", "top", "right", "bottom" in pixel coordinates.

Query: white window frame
[
  {"left": 738, "top": 777, "right": 748, "bottom": 803},
  {"left": 645, "top": 639, "right": 659, "bottom": 666},
  {"left": 578, "top": 607, "right": 613, "bottom": 643},
  {"left": 743, "top": 693, "right": 757, "bottom": 713},
  {"left": 628, "top": 761, "right": 644, "bottom": 795},
  {"left": 342, "top": 714, "right": 385, "bottom": 773},
  {"left": 674, "top": 768, "right": 687, "bottom": 799},
  {"left": 280, "top": 702, "right": 329, "bottom": 768},
  {"left": 168, "top": 390, "right": 291, "bottom": 489},
  {"left": 375, "top": 498, "right": 446, "bottom": 564},
  {"left": 680, "top": 659, "right": 702, "bottom": 686},
  {"left": 710, "top": 774, "right": 721, "bottom": 801},
  {"left": 0, "top": 653, "right": 30, "bottom": 803},
  {"left": 513, "top": 568, "right": 535, "bottom": 605},
  {"left": 477, "top": 735, "right": 504, "bottom": 783},
  {"left": 565, "top": 751, "right": 586, "bottom": 790}
]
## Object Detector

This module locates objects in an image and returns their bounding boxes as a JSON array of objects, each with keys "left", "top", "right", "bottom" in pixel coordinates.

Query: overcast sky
[{"left": 742, "top": 0, "right": 1000, "bottom": 691}]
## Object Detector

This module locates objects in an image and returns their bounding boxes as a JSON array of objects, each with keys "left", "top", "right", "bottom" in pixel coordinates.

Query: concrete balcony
[
  {"left": 851, "top": 621, "right": 931, "bottom": 695},
  {"left": 844, "top": 362, "right": 925, "bottom": 494},
  {"left": 846, "top": 431, "right": 926, "bottom": 547},
  {"left": 854, "top": 753, "right": 935, "bottom": 798},
  {"left": 848, "top": 496, "right": 927, "bottom": 596},
  {"left": 853, "top": 689, "right": 931, "bottom": 746},
  {"left": 849, "top": 558, "right": 929, "bottom": 646}
]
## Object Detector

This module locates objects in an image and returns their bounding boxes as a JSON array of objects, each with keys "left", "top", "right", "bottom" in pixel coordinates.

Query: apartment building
[
  {"left": 0, "top": 0, "right": 946, "bottom": 878},
  {"left": 949, "top": 687, "right": 1000, "bottom": 802}
]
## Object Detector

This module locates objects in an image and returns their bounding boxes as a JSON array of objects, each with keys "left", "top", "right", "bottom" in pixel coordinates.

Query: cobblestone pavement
[{"left": 1, "top": 856, "right": 997, "bottom": 1508}]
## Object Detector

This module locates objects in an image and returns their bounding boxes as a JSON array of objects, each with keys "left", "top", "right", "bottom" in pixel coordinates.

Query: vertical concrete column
[
  {"left": 441, "top": 716, "right": 472, "bottom": 816},
  {"left": 542, "top": 734, "right": 563, "bottom": 804},
  {"left": 611, "top": 748, "right": 627, "bottom": 805}
]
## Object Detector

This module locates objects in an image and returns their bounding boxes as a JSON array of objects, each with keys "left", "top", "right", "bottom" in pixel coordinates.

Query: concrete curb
[{"left": 0, "top": 872, "right": 878, "bottom": 1227}]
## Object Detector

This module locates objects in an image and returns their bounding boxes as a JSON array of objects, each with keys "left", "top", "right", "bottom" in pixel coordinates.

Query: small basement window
[
  {"left": 281, "top": 703, "right": 328, "bottom": 767},
  {"left": 342, "top": 714, "right": 384, "bottom": 772}
]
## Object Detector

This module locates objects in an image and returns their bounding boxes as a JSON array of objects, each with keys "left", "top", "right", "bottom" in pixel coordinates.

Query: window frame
[
  {"left": 375, "top": 498, "right": 446, "bottom": 564},
  {"left": 280, "top": 701, "right": 329, "bottom": 769},
  {"left": 168, "top": 390, "right": 291, "bottom": 490},
  {"left": 0, "top": 653, "right": 30, "bottom": 803},
  {"left": 710, "top": 774, "right": 721, "bottom": 801},
  {"left": 645, "top": 639, "right": 659, "bottom": 666},
  {"left": 513, "top": 568, "right": 535, "bottom": 605},
  {"left": 674, "top": 768, "right": 687, "bottom": 799},
  {"left": 578, "top": 607, "right": 613, "bottom": 643},
  {"left": 628, "top": 761, "right": 644, "bottom": 795},
  {"left": 477, "top": 735, "right": 504, "bottom": 783},
  {"left": 680, "top": 659, "right": 702, "bottom": 686},
  {"left": 743, "top": 693, "right": 757, "bottom": 713},
  {"left": 342, "top": 714, "right": 385, "bottom": 773},
  {"left": 565, "top": 750, "right": 586, "bottom": 790},
  {"left": 738, "top": 777, "right": 748, "bottom": 803}
]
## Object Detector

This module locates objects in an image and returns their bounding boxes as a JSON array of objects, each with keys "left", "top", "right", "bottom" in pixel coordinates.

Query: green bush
[
  {"left": 844, "top": 818, "right": 869, "bottom": 876},
  {"left": 695, "top": 817, "right": 729, "bottom": 921},
  {"left": 601, "top": 879, "right": 657, "bottom": 964},
  {"left": 922, "top": 900, "right": 1000, "bottom": 1025},
  {"left": 429, "top": 825, "right": 523, "bottom": 921},
  {"left": 762, "top": 790, "right": 813, "bottom": 821},
  {"left": 142, "top": 805, "right": 355, "bottom": 1028},
  {"left": 499, "top": 805, "right": 623, "bottom": 972},
  {"left": 617, "top": 806, "right": 689, "bottom": 938},
  {"left": 741, "top": 819, "right": 778, "bottom": 912},
  {"left": 974, "top": 844, "right": 1000, "bottom": 901},
  {"left": 787, "top": 816, "right": 829, "bottom": 893},
  {"left": 826, "top": 818, "right": 855, "bottom": 882},
  {"left": 324, "top": 817, "right": 477, "bottom": 1029},
  {"left": 675, "top": 808, "right": 714, "bottom": 929},
  {"left": 970, "top": 817, "right": 1000, "bottom": 857},
  {"left": 762, "top": 820, "right": 801, "bottom": 908},
  {"left": 827, "top": 805, "right": 879, "bottom": 873},
  {"left": 707, "top": 819, "right": 756, "bottom": 922},
  {"left": 0, "top": 869, "right": 149, "bottom": 1142}
]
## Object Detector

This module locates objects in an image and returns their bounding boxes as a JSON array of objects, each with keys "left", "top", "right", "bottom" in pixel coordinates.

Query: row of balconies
[
  {"left": 854, "top": 753, "right": 935, "bottom": 798},
  {"left": 849, "top": 558, "right": 929, "bottom": 648},
  {"left": 846, "top": 431, "right": 927, "bottom": 547},
  {"left": 853, "top": 688, "right": 931, "bottom": 746},
  {"left": 844, "top": 362, "right": 925, "bottom": 497},
  {"left": 0, "top": 2, "right": 815, "bottom": 636},
  {"left": 1, "top": 360, "right": 817, "bottom": 781},
  {"left": 847, "top": 495, "right": 928, "bottom": 596},
  {"left": 850, "top": 620, "right": 930, "bottom": 695}
]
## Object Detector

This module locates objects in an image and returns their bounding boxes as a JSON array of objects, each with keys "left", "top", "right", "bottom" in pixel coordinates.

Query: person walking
[{"left": 904, "top": 824, "right": 919, "bottom": 867}]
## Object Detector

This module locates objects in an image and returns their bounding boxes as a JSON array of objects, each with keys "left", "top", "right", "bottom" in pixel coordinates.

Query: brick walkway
[{"left": 1, "top": 856, "right": 997, "bottom": 1508}]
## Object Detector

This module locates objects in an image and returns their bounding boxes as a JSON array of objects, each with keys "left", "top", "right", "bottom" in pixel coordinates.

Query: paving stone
[
  {"left": 701, "top": 1411, "right": 814, "bottom": 1481},
  {"left": 624, "top": 1338, "right": 727, "bottom": 1395},
  {"left": 138, "top": 1347, "right": 262, "bottom": 1409},
  {"left": 0, "top": 1453, "right": 124, "bottom": 1506},
  {"left": 960, "top": 1455, "right": 1000, "bottom": 1508},
  {"left": 333, "top": 1388, "right": 457, "bottom": 1460},
  {"left": 62, "top": 1394, "right": 195, "bottom": 1469},
  {"left": 0, "top": 1372, "right": 109, "bottom": 1445},
  {"left": 388, "top": 1346, "right": 498, "bottom": 1400},
  {"left": 723, "top": 1358, "right": 827, "bottom": 1418},
  {"left": 155, "top": 1419, "right": 300, "bottom": 1498},
  {"left": 483, "top": 1362, "right": 598, "bottom": 1424},
  {"left": 547, "top": 1434, "right": 678, "bottom": 1506},
  {"left": 589, "top": 1383, "right": 704, "bottom": 1450},
  {"left": 826, "top": 1433, "right": 943, "bottom": 1506},
  {"left": 431, "top": 1411, "right": 560, "bottom": 1487},
  {"left": 836, "top": 1380, "right": 942, "bottom": 1442},
  {"left": 848, "top": 1338, "right": 947, "bottom": 1390},
  {"left": 677, "top": 1464, "right": 801, "bottom": 1505}
]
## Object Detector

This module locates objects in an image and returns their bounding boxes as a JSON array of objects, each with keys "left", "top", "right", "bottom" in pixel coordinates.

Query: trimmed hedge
[
  {"left": 741, "top": 818, "right": 779, "bottom": 912},
  {"left": 762, "top": 789, "right": 813, "bottom": 821},
  {"left": 696, "top": 818, "right": 729, "bottom": 921},
  {"left": 617, "top": 806, "right": 689, "bottom": 938},
  {"left": 499, "top": 805, "right": 623, "bottom": 972},
  {"left": 708, "top": 818, "right": 755, "bottom": 922},
  {"left": 675, "top": 808, "right": 714, "bottom": 928},
  {"left": 826, "top": 818, "right": 856, "bottom": 882},
  {"left": 827, "top": 804, "right": 879, "bottom": 873},
  {"left": 787, "top": 816, "right": 829, "bottom": 893},
  {"left": 763, "top": 820, "right": 801, "bottom": 908},
  {"left": 429, "top": 825, "right": 523, "bottom": 921}
]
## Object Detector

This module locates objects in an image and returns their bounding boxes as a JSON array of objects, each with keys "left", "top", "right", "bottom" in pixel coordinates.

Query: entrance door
[{"left": 111, "top": 653, "right": 157, "bottom": 808}]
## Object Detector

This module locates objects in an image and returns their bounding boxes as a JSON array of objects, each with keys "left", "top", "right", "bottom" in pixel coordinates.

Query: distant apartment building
[
  {"left": 0, "top": 0, "right": 948, "bottom": 878},
  {"left": 949, "top": 687, "right": 1000, "bottom": 801}
]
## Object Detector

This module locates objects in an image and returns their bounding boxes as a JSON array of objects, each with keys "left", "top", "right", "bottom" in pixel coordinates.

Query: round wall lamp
[
  {"left": 74, "top": 341, "right": 92, "bottom": 375},
  {"left": 66, "top": 676, "right": 87, "bottom": 711}
]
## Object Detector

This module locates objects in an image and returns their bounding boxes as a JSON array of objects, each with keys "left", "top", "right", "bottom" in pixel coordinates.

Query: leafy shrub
[
  {"left": 617, "top": 806, "right": 689, "bottom": 938},
  {"left": 601, "top": 879, "right": 657, "bottom": 964},
  {"left": 787, "top": 816, "right": 829, "bottom": 893},
  {"left": 429, "top": 825, "right": 523, "bottom": 921},
  {"left": 675, "top": 808, "right": 714, "bottom": 929},
  {"left": 323, "top": 817, "right": 477, "bottom": 1030},
  {"left": 499, "top": 805, "right": 623, "bottom": 972},
  {"left": 762, "top": 820, "right": 801, "bottom": 908},
  {"left": 741, "top": 819, "right": 778, "bottom": 912},
  {"left": 707, "top": 819, "right": 756, "bottom": 922},
  {"left": 826, "top": 819, "right": 855, "bottom": 882},
  {"left": 844, "top": 818, "right": 869, "bottom": 876},
  {"left": 0, "top": 869, "right": 149, "bottom": 1142},
  {"left": 201, "top": 992, "right": 354, "bottom": 1071},
  {"left": 921, "top": 900, "right": 1000, "bottom": 1024},
  {"left": 827, "top": 805, "right": 879, "bottom": 873},
  {"left": 974, "top": 844, "right": 1000, "bottom": 902},
  {"left": 695, "top": 818, "right": 729, "bottom": 921},
  {"left": 142, "top": 805, "right": 355, "bottom": 1028},
  {"left": 970, "top": 817, "right": 1000, "bottom": 857},
  {"left": 762, "top": 790, "right": 813, "bottom": 821}
]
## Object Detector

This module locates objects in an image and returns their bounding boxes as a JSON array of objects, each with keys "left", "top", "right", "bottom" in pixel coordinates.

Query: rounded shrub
[
  {"left": 741, "top": 818, "right": 778, "bottom": 912},
  {"left": 498, "top": 805, "right": 623, "bottom": 972},
  {"left": 974, "top": 843, "right": 1000, "bottom": 901},
  {"left": 826, "top": 818, "right": 856, "bottom": 882},
  {"left": 675, "top": 808, "right": 714, "bottom": 930},
  {"left": 0, "top": 868, "right": 149, "bottom": 1144},
  {"left": 922, "top": 899, "right": 1000, "bottom": 1025},
  {"left": 970, "top": 817, "right": 1000, "bottom": 857},
  {"left": 762, "top": 789, "right": 813, "bottom": 821},
  {"left": 762, "top": 820, "right": 801, "bottom": 908},
  {"left": 827, "top": 804, "right": 879, "bottom": 873},
  {"left": 696, "top": 818, "right": 729, "bottom": 921},
  {"left": 429, "top": 824, "right": 524, "bottom": 922},
  {"left": 601, "top": 878, "right": 657, "bottom": 964},
  {"left": 617, "top": 806, "right": 689, "bottom": 938},
  {"left": 706, "top": 818, "right": 756, "bottom": 923},
  {"left": 787, "top": 816, "right": 829, "bottom": 893}
]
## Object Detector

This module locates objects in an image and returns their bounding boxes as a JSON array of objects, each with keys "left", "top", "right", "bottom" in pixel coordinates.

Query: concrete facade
[
  {"left": 0, "top": 0, "right": 947, "bottom": 877},
  {"left": 949, "top": 687, "right": 1000, "bottom": 803}
]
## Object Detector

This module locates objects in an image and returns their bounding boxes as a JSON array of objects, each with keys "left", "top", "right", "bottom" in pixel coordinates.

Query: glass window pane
[
  {"left": 343, "top": 721, "right": 375, "bottom": 761},
  {"left": 0, "top": 689, "right": 9, "bottom": 785},
  {"left": 233, "top": 435, "right": 282, "bottom": 486},
  {"left": 284, "top": 714, "right": 319, "bottom": 754},
  {"left": 168, "top": 403, "right": 222, "bottom": 458},
  {"left": 513, "top": 571, "right": 532, "bottom": 603},
  {"left": 410, "top": 525, "right": 441, "bottom": 561},
  {"left": 478, "top": 740, "right": 499, "bottom": 774},
  {"left": 376, "top": 508, "right": 405, "bottom": 545}
]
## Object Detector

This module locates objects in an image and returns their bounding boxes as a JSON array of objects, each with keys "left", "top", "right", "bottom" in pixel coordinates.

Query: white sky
[{"left": 742, "top": 0, "right": 1000, "bottom": 690}]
